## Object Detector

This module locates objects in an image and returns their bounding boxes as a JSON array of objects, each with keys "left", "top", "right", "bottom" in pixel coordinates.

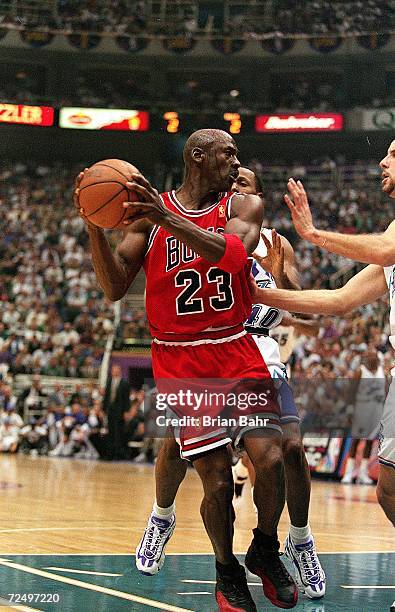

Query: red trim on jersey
[{"left": 181, "top": 435, "right": 226, "bottom": 451}]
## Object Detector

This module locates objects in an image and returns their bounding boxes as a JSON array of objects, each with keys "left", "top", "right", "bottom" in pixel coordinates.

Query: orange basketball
[{"left": 78, "top": 159, "right": 140, "bottom": 229}]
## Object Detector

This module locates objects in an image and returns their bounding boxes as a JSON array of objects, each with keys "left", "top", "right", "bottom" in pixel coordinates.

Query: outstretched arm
[
  {"left": 285, "top": 178, "right": 395, "bottom": 267},
  {"left": 253, "top": 264, "right": 387, "bottom": 316}
]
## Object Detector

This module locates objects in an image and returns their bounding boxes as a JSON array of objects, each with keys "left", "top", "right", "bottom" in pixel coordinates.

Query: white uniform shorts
[
  {"left": 252, "top": 335, "right": 299, "bottom": 426},
  {"left": 378, "top": 374, "right": 395, "bottom": 469}
]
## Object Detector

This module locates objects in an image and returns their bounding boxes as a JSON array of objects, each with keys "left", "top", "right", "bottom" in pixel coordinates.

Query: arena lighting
[
  {"left": 0, "top": 103, "right": 54, "bottom": 126},
  {"left": 255, "top": 113, "right": 343, "bottom": 133},
  {"left": 59, "top": 108, "right": 149, "bottom": 130}
]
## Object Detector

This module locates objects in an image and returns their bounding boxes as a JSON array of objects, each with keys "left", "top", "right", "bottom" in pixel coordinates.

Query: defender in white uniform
[
  {"left": 351, "top": 361, "right": 386, "bottom": 441},
  {"left": 232, "top": 173, "right": 326, "bottom": 600},
  {"left": 257, "top": 141, "right": 395, "bottom": 526},
  {"left": 341, "top": 350, "right": 386, "bottom": 485}
]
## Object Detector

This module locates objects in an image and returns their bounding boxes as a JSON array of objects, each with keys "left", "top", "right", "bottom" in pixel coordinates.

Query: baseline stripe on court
[
  {"left": 181, "top": 579, "right": 261, "bottom": 586},
  {"left": 341, "top": 585, "right": 395, "bottom": 589},
  {"left": 43, "top": 567, "right": 123, "bottom": 577},
  {"left": 177, "top": 592, "right": 211, "bottom": 596},
  {"left": 0, "top": 559, "right": 193, "bottom": 612}
]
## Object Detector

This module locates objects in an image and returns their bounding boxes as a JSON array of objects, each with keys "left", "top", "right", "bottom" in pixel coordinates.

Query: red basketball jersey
[{"left": 143, "top": 190, "right": 252, "bottom": 343}]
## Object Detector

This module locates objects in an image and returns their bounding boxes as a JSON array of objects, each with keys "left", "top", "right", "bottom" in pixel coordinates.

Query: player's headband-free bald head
[{"left": 183, "top": 129, "right": 235, "bottom": 165}]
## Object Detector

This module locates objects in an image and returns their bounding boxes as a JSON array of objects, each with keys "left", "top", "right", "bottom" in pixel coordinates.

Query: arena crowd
[{"left": 0, "top": 156, "right": 391, "bottom": 459}]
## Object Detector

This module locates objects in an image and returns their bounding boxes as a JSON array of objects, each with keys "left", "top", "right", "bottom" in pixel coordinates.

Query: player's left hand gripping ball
[{"left": 123, "top": 174, "right": 168, "bottom": 225}]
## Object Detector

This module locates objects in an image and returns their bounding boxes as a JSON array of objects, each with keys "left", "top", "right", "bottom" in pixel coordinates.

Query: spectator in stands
[
  {"left": 103, "top": 364, "right": 131, "bottom": 460},
  {"left": 18, "top": 375, "right": 47, "bottom": 416},
  {"left": 52, "top": 322, "right": 80, "bottom": 350},
  {"left": 0, "top": 384, "right": 17, "bottom": 412},
  {"left": 0, "top": 408, "right": 23, "bottom": 453},
  {"left": 79, "top": 356, "right": 99, "bottom": 379},
  {"left": 64, "top": 356, "right": 80, "bottom": 378},
  {"left": 19, "top": 418, "right": 48, "bottom": 456},
  {"left": 88, "top": 398, "right": 108, "bottom": 458},
  {"left": 123, "top": 393, "right": 145, "bottom": 459}
]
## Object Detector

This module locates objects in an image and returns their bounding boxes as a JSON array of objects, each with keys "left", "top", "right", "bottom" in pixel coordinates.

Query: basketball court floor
[{"left": 1, "top": 455, "right": 394, "bottom": 611}]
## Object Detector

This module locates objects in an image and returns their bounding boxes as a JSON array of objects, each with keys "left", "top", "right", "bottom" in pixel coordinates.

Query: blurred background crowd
[
  {"left": 2, "top": 0, "right": 393, "bottom": 36},
  {"left": 1, "top": 64, "right": 394, "bottom": 114},
  {"left": 0, "top": 0, "right": 393, "bottom": 466},
  {"left": 0, "top": 156, "right": 391, "bottom": 460}
]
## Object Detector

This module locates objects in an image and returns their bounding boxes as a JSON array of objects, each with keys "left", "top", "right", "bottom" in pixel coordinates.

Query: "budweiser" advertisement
[{"left": 255, "top": 113, "right": 343, "bottom": 133}]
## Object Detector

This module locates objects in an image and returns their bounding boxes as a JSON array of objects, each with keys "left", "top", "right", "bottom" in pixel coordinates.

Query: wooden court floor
[{"left": 0, "top": 455, "right": 394, "bottom": 611}]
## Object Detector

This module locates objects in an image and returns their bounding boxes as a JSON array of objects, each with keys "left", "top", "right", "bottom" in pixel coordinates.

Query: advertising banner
[
  {"left": 255, "top": 113, "right": 343, "bottom": 133},
  {"left": 361, "top": 109, "right": 395, "bottom": 130},
  {"left": 0, "top": 103, "right": 54, "bottom": 126},
  {"left": 59, "top": 108, "right": 149, "bottom": 130}
]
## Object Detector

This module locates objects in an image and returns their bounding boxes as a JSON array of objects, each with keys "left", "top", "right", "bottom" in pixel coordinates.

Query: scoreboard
[
  {"left": 0, "top": 103, "right": 54, "bottom": 126},
  {"left": 0, "top": 103, "right": 344, "bottom": 134}
]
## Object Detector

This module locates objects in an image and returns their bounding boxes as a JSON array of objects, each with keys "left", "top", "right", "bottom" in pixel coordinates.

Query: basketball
[{"left": 78, "top": 159, "right": 140, "bottom": 229}]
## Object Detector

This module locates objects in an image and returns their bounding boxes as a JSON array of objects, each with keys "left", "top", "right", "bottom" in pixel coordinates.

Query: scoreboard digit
[
  {"left": 163, "top": 111, "right": 180, "bottom": 133},
  {"left": 223, "top": 112, "right": 242, "bottom": 134}
]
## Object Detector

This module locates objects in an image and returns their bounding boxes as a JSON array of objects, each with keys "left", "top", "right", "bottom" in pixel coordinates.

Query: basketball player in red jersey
[
  {"left": 75, "top": 130, "right": 297, "bottom": 611},
  {"left": 137, "top": 167, "right": 325, "bottom": 602}
]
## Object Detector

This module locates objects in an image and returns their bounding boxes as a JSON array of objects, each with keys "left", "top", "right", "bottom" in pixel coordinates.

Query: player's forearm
[
  {"left": 161, "top": 210, "right": 226, "bottom": 261},
  {"left": 308, "top": 229, "right": 395, "bottom": 266},
  {"left": 256, "top": 287, "right": 344, "bottom": 316},
  {"left": 88, "top": 227, "right": 130, "bottom": 301}
]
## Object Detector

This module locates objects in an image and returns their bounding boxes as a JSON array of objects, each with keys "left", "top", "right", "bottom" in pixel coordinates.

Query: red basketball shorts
[{"left": 151, "top": 332, "right": 281, "bottom": 459}]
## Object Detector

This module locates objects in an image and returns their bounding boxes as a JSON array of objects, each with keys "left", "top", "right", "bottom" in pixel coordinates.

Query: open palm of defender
[
  {"left": 254, "top": 229, "right": 285, "bottom": 283},
  {"left": 284, "top": 178, "right": 317, "bottom": 241}
]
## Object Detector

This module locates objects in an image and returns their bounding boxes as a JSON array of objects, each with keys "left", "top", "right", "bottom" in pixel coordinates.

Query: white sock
[
  {"left": 289, "top": 524, "right": 312, "bottom": 544},
  {"left": 360, "top": 458, "right": 370, "bottom": 476},
  {"left": 344, "top": 457, "right": 355, "bottom": 476},
  {"left": 153, "top": 501, "right": 175, "bottom": 518},
  {"left": 234, "top": 459, "right": 249, "bottom": 481}
]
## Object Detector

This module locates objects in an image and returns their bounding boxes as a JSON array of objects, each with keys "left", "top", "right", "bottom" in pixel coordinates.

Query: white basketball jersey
[
  {"left": 269, "top": 325, "right": 296, "bottom": 364},
  {"left": 244, "top": 229, "right": 285, "bottom": 332},
  {"left": 352, "top": 364, "right": 386, "bottom": 439},
  {"left": 355, "top": 364, "right": 386, "bottom": 403},
  {"left": 384, "top": 264, "right": 395, "bottom": 350}
]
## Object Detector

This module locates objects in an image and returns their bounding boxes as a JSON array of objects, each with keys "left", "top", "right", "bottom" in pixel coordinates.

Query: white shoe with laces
[
  {"left": 357, "top": 472, "right": 374, "bottom": 485},
  {"left": 341, "top": 471, "right": 354, "bottom": 484},
  {"left": 284, "top": 534, "right": 326, "bottom": 599},
  {"left": 135, "top": 512, "right": 176, "bottom": 575}
]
